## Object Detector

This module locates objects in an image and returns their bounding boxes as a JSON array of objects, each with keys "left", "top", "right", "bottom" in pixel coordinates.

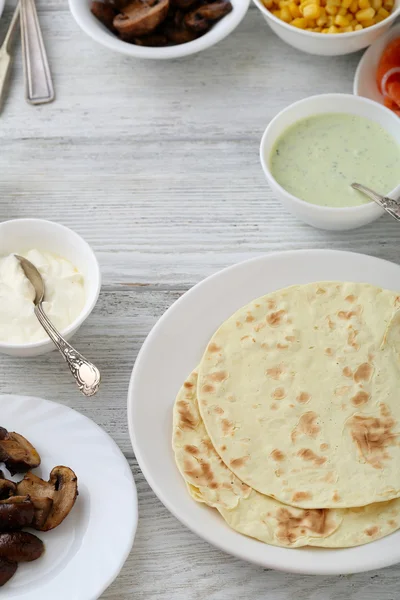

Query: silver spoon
[
  {"left": 16, "top": 255, "right": 101, "bottom": 397},
  {"left": 0, "top": 3, "right": 21, "bottom": 112},
  {"left": 351, "top": 183, "right": 400, "bottom": 222}
]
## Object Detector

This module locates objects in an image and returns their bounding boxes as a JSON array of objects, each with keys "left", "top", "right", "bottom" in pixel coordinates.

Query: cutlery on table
[
  {"left": 20, "top": 0, "right": 54, "bottom": 105},
  {"left": 0, "top": 3, "right": 21, "bottom": 112},
  {"left": 16, "top": 255, "right": 101, "bottom": 397},
  {"left": 352, "top": 182, "right": 400, "bottom": 222}
]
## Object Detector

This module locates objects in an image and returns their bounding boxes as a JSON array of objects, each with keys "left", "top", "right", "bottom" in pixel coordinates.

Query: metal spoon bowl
[{"left": 16, "top": 255, "right": 101, "bottom": 397}]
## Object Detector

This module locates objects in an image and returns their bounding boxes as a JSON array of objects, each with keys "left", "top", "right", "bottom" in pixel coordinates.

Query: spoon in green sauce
[{"left": 351, "top": 183, "right": 400, "bottom": 222}]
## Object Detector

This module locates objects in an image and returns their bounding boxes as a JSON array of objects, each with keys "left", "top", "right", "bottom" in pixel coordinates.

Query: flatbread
[
  {"left": 173, "top": 370, "right": 400, "bottom": 548},
  {"left": 197, "top": 282, "right": 400, "bottom": 508}
]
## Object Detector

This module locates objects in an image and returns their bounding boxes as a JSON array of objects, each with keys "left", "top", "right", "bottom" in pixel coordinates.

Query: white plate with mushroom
[{"left": 0, "top": 395, "right": 137, "bottom": 599}]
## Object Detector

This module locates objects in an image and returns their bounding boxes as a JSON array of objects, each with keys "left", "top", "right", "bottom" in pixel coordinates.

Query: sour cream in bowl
[
  {"left": 260, "top": 93, "right": 400, "bottom": 230},
  {"left": 0, "top": 219, "right": 101, "bottom": 357}
]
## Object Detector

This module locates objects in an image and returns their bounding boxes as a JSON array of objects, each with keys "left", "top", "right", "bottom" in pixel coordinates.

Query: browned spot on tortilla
[
  {"left": 261, "top": 342, "right": 269, "bottom": 350},
  {"left": 347, "top": 327, "right": 360, "bottom": 351},
  {"left": 236, "top": 321, "right": 242, "bottom": 328},
  {"left": 202, "top": 439, "right": 214, "bottom": 454},
  {"left": 184, "top": 381, "right": 194, "bottom": 389},
  {"left": 220, "top": 445, "right": 227, "bottom": 451},
  {"left": 246, "top": 314, "right": 255, "bottom": 323},
  {"left": 297, "top": 448, "right": 327, "bottom": 466},
  {"left": 267, "top": 310, "right": 286, "bottom": 327},
  {"left": 208, "top": 342, "right": 221, "bottom": 353},
  {"left": 286, "top": 336, "right": 296, "bottom": 342},
  {"left": 320, "top": 443, "right": 329, "bottom": 451},
  {"left": 325, "top": 348, "right": 333, "bottom": 356},
  {"left": 338, "top": 309, "right": 358, "bottom": 320},
  {"left": 213, "top": 406, "right": 224, "bottom": 415},
  {"left": 291, "top": 412, "right": 320, "bottom": 443},
  {"left": 277, "top": 343, "right": 289, "bottom": 350},
  {"left": 208, "top": 371, "right": 228, "bottom": 383},
  {"left": 354, "top": 363, "right": 373, "bottom": 383},
  {"left": 343, "top": 367, "right": 353, "bottom": 378},
  {"left": 323, "top": 471, "right": 336, "bottom": 483},
  {"left": 274, "top": 508, "right": 335, "bottom": 545},
  {"left": 177, "top": 400, "right": 198, "bottom": 430},
  {"left": 184, "top": 445, "right": 199, "bottom": 455},
  {"left": 380, "top": 403, "right": 391, "bottom": 417},
  {"left": 327, "top": 317, "right": 335, "bottom": 330},
  {"left": 345, "top": 295, "right": 356, "bottom": 303},
  {"left": 254, "top": 322, "right": 266, "bottom": 332},
  {"left": 221, "top": 419, "right": 235, "bottom": 436},
  {"left": 349, "top": 411, "right": 398, "bottom": 469},
  {"left": 332, "top": 492, "right": 340, "bottom": 502},
  {"left": 273, "top": 387, "right": 286, "bottom": 400},
  {"left": 202, "top": 384, "right": 215, "bottom": 394},
  {"left": 266, "top": 366, "right": 283, "bottom": 380},
  {"left": 230, "top": 456, "right": 249, "bottom": 469},
  {"left": 388, "top": 519, "right": 397, "bottom": 527},
  {"left": 271, "top": 403, "right": 278, "bottom": 410},
  {"left": 316, "top": 287, "right": 326, "bottom": 295},
  {"left": 201, "top": 400, "right": 208, "bottom": 406},
  {"left": 271, "top": 449, "right": 286, "bottom": 462},
  {"left": 296, "top": 392, "right": 311, "bottom": 404},
  {"left": 351, "top": 391, "right": 370, "bottom": 406},
  {"left": 209, "top": 482, "right": 219, "bottom": 490},
  {"left": 289, "top": 404, "right": 295, "bottom": 408},
  {"left": 183, "top": 457, "right": 214, "bottom": 486},
  {"left": 267, "top": 299, "right": 276, "bottom": 310},
  {"left": 365, "top": 526, "right": 379, "bottom": 537},
  {"left": 335, "top": 386, "right": 351, "bottom": 397},
  {"left": 292, "top": 491, "right": 312, "bottom": 503},
  {"left": 395, "top": 296, "right": 400, "bottom": 307}
]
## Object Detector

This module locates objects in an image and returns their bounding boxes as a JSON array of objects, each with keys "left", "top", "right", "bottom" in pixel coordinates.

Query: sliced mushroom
[
  {"left": 0, "top": 497, "right": 34, "bottom": 532},
  {"left": 29, "top": 497, "right": 53, "bottom": 531},
  {"left": 171, "top": 0, "right": 199, "bottom": 9},
  {"left": 91, "top": 1, "right": 117, "bottom": 32},
  {"left": 0, "top": 479, "right": 16, "bottom": 501},
  {"left": 184, "top": 0, "right": 232, "bottom": 32},
  {"left": 114, "top": 0, "right": 170, "bottom": 39},
  {"left": 0, "top": 532, "right": 44, "bottom": 562},
  {"left": 0, "top": 558, "right": 17, "bottom": 587},
  {"left": 0, "top": 428, "right": 41, "bottom": 475},
  {"left": 17, "top": 466, "right": 78, "bottom": 531},
  {"left": 164, "top": 9, "right": 198, "bottom": 43}
]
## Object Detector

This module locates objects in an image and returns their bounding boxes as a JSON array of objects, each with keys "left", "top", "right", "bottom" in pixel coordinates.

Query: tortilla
[
  {"left": 197, "top": 282, "right": 400, "bottom": 508},
  {"left": 173, "top": 370, "right": 400, "bottom": 548}
]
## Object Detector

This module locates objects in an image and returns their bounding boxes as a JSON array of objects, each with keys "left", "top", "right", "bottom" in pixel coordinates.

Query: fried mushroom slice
[
  {"left": 114, "top": 0, "right": 170, "bottom": 39},
  {"left": 90, "top": 1, "right": 118, "bottom": 32},
  {"left": 0, "top": 428, "right": 41, "bottom": 475},
  {"left": 0, "top": 497, "right": 34, "bottom": 532},
  {"left": 0, "top": 532, "right": 44, "bottom": 562},
  {"left": 171, "top": 0, "right": 199, "bottom": 9},
  {"left": 0, "top": 479, "right": 16, "bottom": 501},
  {"left": 17, "top": 467, "right": 78, "bottom": 531},
  {"left": 164, "top": 9, "right": 199, "bottom": 43},
  {"left": 184, "top": 0, "right": 232, "bottom": 32},
  {"left": 0, "top": 558, "right": 17, "bottom": 587},
  {"left": 29, "top": 497, "right": 53, "bottom": 531}
]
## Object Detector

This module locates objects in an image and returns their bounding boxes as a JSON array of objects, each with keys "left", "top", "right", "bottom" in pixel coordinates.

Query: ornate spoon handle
[
  {"left": 352, "top": 183, "right": 400, "bottom": 222},
  {"left": 34, "top": 304, "right": 100, "bottom": 397}
]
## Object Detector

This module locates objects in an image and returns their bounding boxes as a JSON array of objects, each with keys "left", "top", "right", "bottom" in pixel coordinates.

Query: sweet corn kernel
[
  {"left": 349, "top": 0, "right": 359, "bottom": 11},
  {"left": 354, "top": 21, "right": 363, "bottom": 27},
  {"left": 358, "top": 0, "right": 371, "bottom": 8},
  {"left": 361, "top": 16, "right": 375, "bottom": 23},
  {"left": 288, "top": 2, "right": 302, "bottom": 16},
  {"left": 356, "top": 6, "right": 375, "bottom": 18},
  {"left": 317, "top": 12, "right": 328, "bottom": 23},
  {"left": 328, "top": 24, "right": 339, "bottom": 30},
  {"left": 338, "top": 6, "right": 348, "bottom": 13},
  {"left": 383, "top": 0, "right": 394, "bottom": 8},
  {"left": 313, "top": 25, "right": 323, "bottom": 29},
  {"left": 335, "top": 13, "right": 350, "bottom": 24},
  {"left": 326, "top": 5, "right": 338, "bottom": 13},
  {"left": 371, "top": 0, "right": 382, "bottom": 9},
  {"left": 341, "top": 24, "right": 354, "bottom": 29},
  {"left": 321, "top": 26, "right": 330, "bottom": 30},
  {"left": 291, "top": 16, "right": 308, "bottom": 25},
  {"left": 341, "top": 0, "right": 353, "bottom": 7},
  {"left": 350, "top": 17, "right": 358, "bottom": 23},
  {"left": 303, "top": 3, "right": 321, "bottom": 17},
  {"left": 378, "top": 6, "right": 390, "bottom": 15},
  {"left": 280, "top": 5, "right": 292, "bottom": 19},
  {"left": 272, "top": 9, "right": 281, "bottom": 16},
  {"left": 263, "top": 0, "right": 275, "bottom": 7}
]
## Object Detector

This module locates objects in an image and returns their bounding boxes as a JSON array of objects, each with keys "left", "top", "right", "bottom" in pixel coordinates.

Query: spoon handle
[
  {"left": 352, "top": 183, "right": 400, "bottom": 222},
  {"left": 34, "top": 304, "right": 101, "bottom": 397},
  {"left": 20, "top": 0, "right": 54, "bottom": 105}
]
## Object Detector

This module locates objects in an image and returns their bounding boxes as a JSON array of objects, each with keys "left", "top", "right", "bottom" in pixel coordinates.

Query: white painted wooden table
[{"left": 1, "top": 1, "right": 400, "bottom": 597}]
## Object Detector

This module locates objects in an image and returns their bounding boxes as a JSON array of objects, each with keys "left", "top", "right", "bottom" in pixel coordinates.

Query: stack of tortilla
[{"left": 172, "top": 282, "right": 400, "bottom": 548}]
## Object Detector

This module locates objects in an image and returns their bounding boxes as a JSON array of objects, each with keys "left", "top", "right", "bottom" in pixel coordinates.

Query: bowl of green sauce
[{"left": 260, "top": 93, "right": 400, "bottom": 231}]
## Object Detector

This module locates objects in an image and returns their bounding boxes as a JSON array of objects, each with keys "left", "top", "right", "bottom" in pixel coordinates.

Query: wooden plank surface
[{"left": 0, "top": 1, "right": 399, "bottom": 597}]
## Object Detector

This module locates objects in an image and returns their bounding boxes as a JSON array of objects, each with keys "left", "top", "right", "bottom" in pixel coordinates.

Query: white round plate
[
  {"left": 354, "top": 22, "right": 400, "bottom": 104},
  {"left": 0, "top": 395, "right": 137, "bottom": 599},
  {"left": 128, "top": 249, "right": 400, "bottom": 576}
]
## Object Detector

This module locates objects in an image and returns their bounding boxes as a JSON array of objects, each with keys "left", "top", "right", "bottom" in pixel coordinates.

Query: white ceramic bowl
[
  {"left": 354, "top": 22, "right": 400, "bottom": 105},
  {"left": 260, "top": 93, "right": 400, "bottom": 231},
  {"left": 253, "top": 0, "right": 400, "bottom": 56},
  {"left": 69, "top": 0, "right": 250, "bottom": 60},
  {"left": 0, "top": 219, "right": 101, "bottom": 357}
]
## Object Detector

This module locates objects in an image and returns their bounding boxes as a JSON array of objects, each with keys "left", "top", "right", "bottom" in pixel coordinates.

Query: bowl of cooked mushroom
[{"left": 69, "top": 0, "right": 250, "bottom": 59}]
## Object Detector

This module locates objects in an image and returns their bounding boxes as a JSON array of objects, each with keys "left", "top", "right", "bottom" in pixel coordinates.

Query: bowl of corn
[{"left": 253, "top": 0, "right": 400, "bottom": 55}]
